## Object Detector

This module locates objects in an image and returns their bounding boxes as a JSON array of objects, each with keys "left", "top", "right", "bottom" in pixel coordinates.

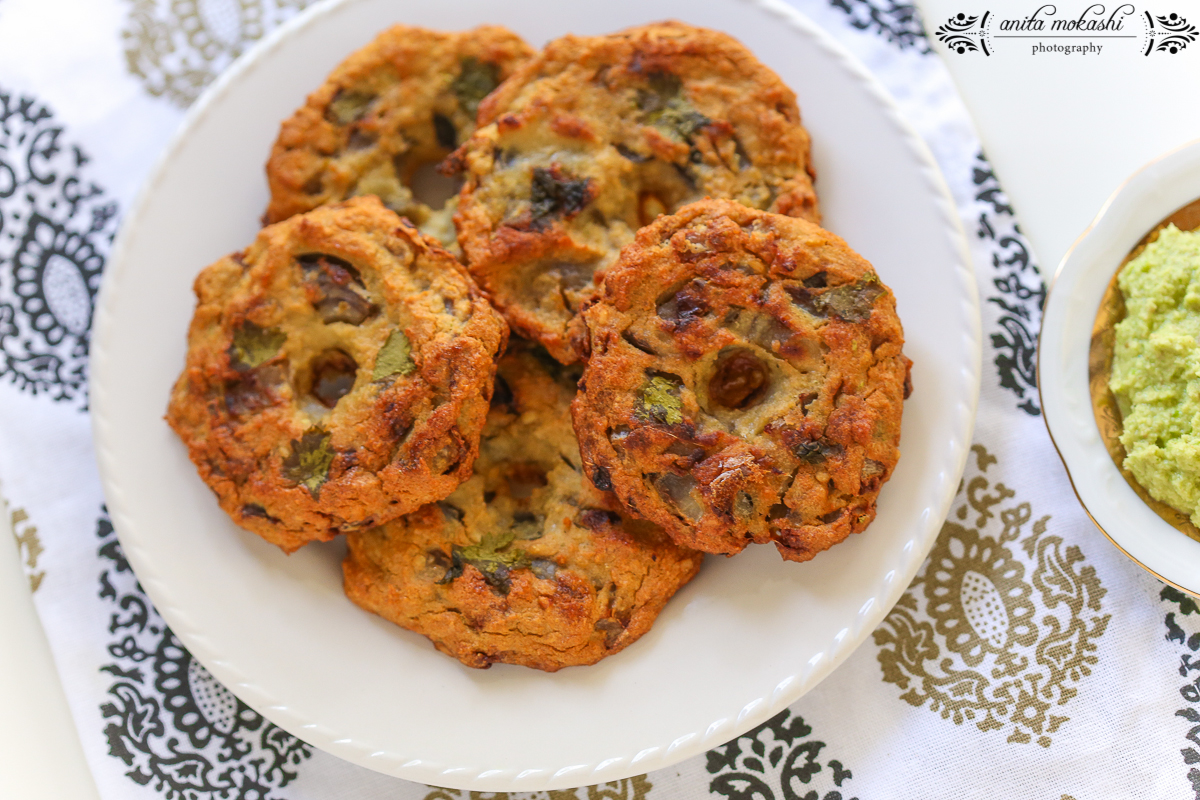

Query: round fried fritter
[
  {"left": 167, "top": 196, "right": 508, "bottom": 553},
  {"left": 451, "top": 21, "right": 820, "bottom": 364},
  {"left": 343, "top": 342, "right": 702, "bottom": 671},
  {"left": 264, "top": 25, "right": 534, "bottom": 250},
  {"left": 572, "top": 200, "right": 910, "bottom": 562}
]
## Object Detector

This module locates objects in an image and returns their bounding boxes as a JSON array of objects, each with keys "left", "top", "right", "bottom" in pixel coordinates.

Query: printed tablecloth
[{"left": 0, "top": 0, "right": 1193, "bottom": 798}]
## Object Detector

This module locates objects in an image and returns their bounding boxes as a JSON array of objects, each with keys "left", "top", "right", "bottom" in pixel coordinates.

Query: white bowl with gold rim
[{"left": 1040, "top": 138, "right": 1200, "bottom": 596}]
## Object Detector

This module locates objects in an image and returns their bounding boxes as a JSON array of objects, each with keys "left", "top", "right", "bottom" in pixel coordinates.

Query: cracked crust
[
  {"left": 450, "top": 21, "right": 820, "bottom": 363},
  {"left": 264, "top": 25, "right": 534, "bottom": 250},
  {"left": 167, "top": 197, "right": 507, "bottom": 552},
  {"left": 572, "top": 199, "right": 910, "bottom": 561},
  {"left": 343, "top": 341, "right": 702, "bottom": 671}
]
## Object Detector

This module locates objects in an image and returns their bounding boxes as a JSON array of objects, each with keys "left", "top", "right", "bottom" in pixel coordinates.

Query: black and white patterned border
[
  {"left": 96, "top": 507, "right": 313, "bottom": 798},
  {"left": 1160, "top": 586, "right": 1200, "bottom": 799},
  {"left": 0, "top": 88, "right": 118, "bottom": 407},
  {"left": 828, "top": 0, "right": 931, "bottom": 53},
  {"left": 706, "top": 709, "right": 859, "bottom": 800},
  {"left": 972, "top": 152, "right": 1044, "bottom": 416}
]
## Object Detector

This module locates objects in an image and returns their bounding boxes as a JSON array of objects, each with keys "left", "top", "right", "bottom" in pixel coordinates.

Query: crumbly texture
[
  {"left": 1111, "top": 224, "right": 1200, "bottom": 525},
  {"left": 572, "top": 200, "right": 910, "bottom": 561},
  {"left": 167, "top": 197, "right": 507, "bottom": 553},
  {"left": 343, "top": 342, "right": 702, "bottom": 671},
  {"left": 451, "top": 21, "right": 820, "bottom": 363},
  {"left": 264, "top": 25, "right": 534, "bottom": 250}
]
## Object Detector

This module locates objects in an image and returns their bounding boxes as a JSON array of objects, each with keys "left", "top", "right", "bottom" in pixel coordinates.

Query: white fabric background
[{"left": 0, "top": 0, "right": 1192, "bottom": 797}]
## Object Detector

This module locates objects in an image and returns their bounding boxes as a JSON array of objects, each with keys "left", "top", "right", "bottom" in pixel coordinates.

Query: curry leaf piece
[
  {"left": 282, "top": 428, "right": 336, "bottom": 497},
  {"left": 792, "top": 440, "right": 845, "bottom": 464},
  {"left": 230, "top": 323, "right": 286, "bottom": 370},
  {"left": 440, "top": 529, "right": 531, "bottom": 594},
  {"left": 639, "top": 72, "right": 711, "bottom": 142},
  {"left": 820, "top": 276, "right": 884, "bottom": 323},
  {"left": 529, "top": 167, "right": 593, "bottom": 227},
  {"left": 326, "top": 90, "right": 376, "bottom": 125},
  {"left": 451, "top": 57, "right": 500, "bottom": 116},
  {"left": 640, "top": 375, "right": 684, "bottom": 425},
  {"left": 787, "top": 275, "right": 884, "bottom": 323},
  {"left": 372, "top": 330, "right": 416, "bottom": 380}
]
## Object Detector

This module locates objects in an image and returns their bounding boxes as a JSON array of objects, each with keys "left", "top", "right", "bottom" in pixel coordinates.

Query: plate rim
[
  {"left": 90, "top": 0, "right": 982, "bottom": 789},
  {"left": 1039, "top": 136, "right": 1200, "bottom": 598}
]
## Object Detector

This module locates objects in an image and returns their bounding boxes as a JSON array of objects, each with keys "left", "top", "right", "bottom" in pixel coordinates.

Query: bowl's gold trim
[
  {"left": 1039, "top": 147, "right": 1200, "bottom": 598},
  {"left": 1087, "top": 197, "right": 1200, "bottom": 545}
]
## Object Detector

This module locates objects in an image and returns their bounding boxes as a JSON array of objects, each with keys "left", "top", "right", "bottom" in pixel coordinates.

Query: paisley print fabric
[
  {"left": 0, "top": 90, "right": 118, "bottom": 406},
  {"left": 0, "top": 1, "right": 1186, "bottom": 799}
]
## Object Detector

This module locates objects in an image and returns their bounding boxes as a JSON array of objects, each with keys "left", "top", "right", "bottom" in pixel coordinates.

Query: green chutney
[{"left": 1111, "top": 224, "right": 1200, "bottom": 525}]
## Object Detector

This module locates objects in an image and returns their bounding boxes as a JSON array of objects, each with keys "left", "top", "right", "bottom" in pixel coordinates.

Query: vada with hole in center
[
  {"left": 572, "top": 199, "right": 910, "bottom": 561},
  {"left": 166, "top": 197, "right": 507, "bottom": 552}
]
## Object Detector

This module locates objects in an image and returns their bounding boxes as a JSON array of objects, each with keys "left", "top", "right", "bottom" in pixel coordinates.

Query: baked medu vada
[
  {"left": 451, "top": 21, "right": 820, "bottom": 363},
  {"left": 167, "top": 196, "right": 507, "bottom": 552},
  {"left": 572, "top": 199, "right": 909, "bottom": 562},
  {"left": 343, "top": 341, "right": 701, "bottom": 670},
  {"left": 264, "top": 25, "right": 534, "bottom": 250}
]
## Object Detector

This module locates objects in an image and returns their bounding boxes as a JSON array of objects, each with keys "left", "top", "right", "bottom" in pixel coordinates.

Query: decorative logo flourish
[
  {"left": 1145, "top": 12, "right": 1198, "bottom": 54},
  {"left": 936, "top": 12, "right": 992, "bottom": 55},
  {"left": 874, "top": 444, "right": 1110, "bottom": 747}
]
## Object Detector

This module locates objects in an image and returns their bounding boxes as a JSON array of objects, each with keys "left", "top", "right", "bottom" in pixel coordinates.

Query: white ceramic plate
[
  {"left": 91, "top": 0, "right": 980, "bottom": 791},
  {"left": 1040, "top": 139, "right": 1200, "bottom": 597}
]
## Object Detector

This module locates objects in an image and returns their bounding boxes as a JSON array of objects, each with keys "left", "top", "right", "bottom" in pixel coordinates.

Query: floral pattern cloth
[{"left": 0, "top": 0, "right": 1188, "bottom": 798}]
